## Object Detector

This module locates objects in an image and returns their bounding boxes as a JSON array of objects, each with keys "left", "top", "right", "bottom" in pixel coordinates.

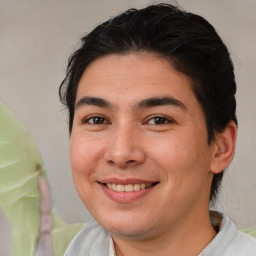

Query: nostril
[{"left": 127, "top": 160, "right": 136, "bottom": 163}]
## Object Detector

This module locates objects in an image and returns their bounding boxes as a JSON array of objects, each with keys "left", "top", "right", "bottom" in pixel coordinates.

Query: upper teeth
[{"left": 106, "top": 183, "right": 149, "bottom": 192}]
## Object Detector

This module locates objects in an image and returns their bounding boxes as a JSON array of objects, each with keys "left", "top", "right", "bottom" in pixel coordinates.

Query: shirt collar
[{"left": 109, "top": 237, "right": 116, "bottom": 256}]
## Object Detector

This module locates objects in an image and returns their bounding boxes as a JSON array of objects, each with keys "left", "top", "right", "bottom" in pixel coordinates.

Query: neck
[{"left": 112, "top": 209, "right": 216, "bottom": 256}]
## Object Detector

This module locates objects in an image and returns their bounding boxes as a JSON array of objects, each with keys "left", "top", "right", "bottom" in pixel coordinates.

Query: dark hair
[{"left": 59, "top": 3, "right": 237, "bottom": 202}]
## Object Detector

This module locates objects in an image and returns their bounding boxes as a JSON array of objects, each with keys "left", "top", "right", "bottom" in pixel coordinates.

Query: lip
[{"left": 98, "top": 178, "right": 159, "bottom": 203}]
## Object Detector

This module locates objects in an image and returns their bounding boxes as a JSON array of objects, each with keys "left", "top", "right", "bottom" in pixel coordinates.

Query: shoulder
[
  {"left": 205, "top": 211, "right": 256, "bottom": 256},
  {"left": 64, "top": 219, "right": 110, "bottom": 256},
  {"left": 224, "top": 229, "right": 256, "bottom": 256}
]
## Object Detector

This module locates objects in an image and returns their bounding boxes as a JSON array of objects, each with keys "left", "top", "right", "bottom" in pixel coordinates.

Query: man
[{"left": 59, "top": 3, "right": 256, "bottom": 255}]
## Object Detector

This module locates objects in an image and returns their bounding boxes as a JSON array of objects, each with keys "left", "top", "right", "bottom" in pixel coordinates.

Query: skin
[{"left": 70, "top": 53, "right": 236, "bottom": 256}]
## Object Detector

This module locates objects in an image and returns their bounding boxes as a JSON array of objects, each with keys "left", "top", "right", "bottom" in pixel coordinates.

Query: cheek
[
  {"left": 149, "top": 133, "right": 210, "bottom": 183},
  {"left": 69, "top": 134, "right": 103, "bottom": 179},
  {"left": 151, "top": 136, "right": 211, "bottom": 209},
  {"left": 69, "top": 135, "right": 101, "bottom": 202},
  {"left": 149, "top": 135, "right": 195, "bottom": 169}
]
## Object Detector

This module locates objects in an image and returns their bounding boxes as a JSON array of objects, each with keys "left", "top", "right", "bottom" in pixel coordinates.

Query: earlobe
[{"left": 210, "top": 120, "right": 237, "bottom": 174}]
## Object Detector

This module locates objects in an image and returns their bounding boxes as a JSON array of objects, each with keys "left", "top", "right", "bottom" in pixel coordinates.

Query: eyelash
[
  {"left": 82, "top": 115, "right": 174, "bottom": 125},
  {"left": 146, "top": 116, "right": 174, "bottom": 125},
  {"left": 83, "top": 116, "right": 109, "bottom": 125}
]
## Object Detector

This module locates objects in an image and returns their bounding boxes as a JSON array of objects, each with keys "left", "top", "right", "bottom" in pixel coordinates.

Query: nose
[{"left": 104, "top": 124, "right": 146, "bottom": 169}]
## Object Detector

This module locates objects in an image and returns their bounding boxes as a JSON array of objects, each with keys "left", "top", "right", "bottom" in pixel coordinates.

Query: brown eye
[
  {"left": 148, "top": 116, "right": 170, "bottom": 125},
  {"left": 86, "top": 116, "right": 107, "bottom": 124}
]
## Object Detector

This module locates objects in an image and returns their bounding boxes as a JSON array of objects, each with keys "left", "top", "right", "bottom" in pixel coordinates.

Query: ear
[{"left": 209, "top": 120, "right": 237, "bottom": 174}]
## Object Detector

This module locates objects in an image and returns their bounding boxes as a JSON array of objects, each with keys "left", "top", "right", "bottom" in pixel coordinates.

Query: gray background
[{"left": 1, "top": 0, "right": 255, "bottom": 230}]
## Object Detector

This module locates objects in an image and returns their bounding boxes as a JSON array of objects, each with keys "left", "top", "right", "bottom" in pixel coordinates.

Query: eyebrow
[
  {"left": 75, "top": 96, "right": 113, "bottom": 110},
  {"left": 136, "top": 96, "right": 186, "bottom": 110},
  {"left": 75, "top": 96, "right": 186, "bottom": 111}
]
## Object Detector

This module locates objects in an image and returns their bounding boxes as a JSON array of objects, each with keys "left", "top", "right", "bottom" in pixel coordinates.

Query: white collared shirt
[
  {"left": 109, "top": 237, "right": 116, "bottom": 256},
  {"left": 65, "top": 211, "right": 256, "bottom": 256}
]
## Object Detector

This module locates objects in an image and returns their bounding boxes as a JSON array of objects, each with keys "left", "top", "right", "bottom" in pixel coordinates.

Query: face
[{"left": 70, "top": 53, "right": 216, "bottom": 240}]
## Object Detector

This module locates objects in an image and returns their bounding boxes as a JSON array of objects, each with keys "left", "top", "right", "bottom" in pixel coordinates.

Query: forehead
[{"left": 76, "top": 53, "right": 197, "bottom": 109}]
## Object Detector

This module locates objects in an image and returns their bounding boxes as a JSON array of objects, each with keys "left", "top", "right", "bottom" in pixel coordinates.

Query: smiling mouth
[{"left": 103, "top": 182, "right": 159, "bottom": 192}]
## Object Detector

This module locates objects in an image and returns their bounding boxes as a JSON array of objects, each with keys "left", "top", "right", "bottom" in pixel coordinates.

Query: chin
[{"left": 96, "top": 214, "right": 155, "bottom": 239}]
